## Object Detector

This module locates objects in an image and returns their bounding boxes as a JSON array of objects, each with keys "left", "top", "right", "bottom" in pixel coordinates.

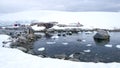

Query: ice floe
[
  {"left": 104, "top": 44, "right": 113, "bottom": 48},
  {"left": 46, "top": 42, "right": 56, "bottom": 44},
  {"left": 38, "top": 47, "right": 45, "bottom": 51},
  {"left": 83, "top": 49, "right": 91, "bottom": 53},
  {"left": 86, "top": 44, "right": 92, "bottom": 46},
  {"left": 116, "top": 45, "right": 120, "bottom": 49},
  {"left": 62, "top": 42, "right": 68, "bottom": 45}
]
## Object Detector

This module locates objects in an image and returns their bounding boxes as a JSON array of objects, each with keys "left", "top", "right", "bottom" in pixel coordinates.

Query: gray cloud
[{"left": 0, "top": 0, "right": 120, "bottom": 14}]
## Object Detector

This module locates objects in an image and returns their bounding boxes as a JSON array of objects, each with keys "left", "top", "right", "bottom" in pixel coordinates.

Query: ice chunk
[
  {"left": 82, "top": 40, "right": 86, "bottom": 42},
  {"left": 104, "top": 44, "right": 112, "bottom": 48},
  {"left": 83, "top": 49, "right": 91, "bottom": 52},
  {"left": 51, "top": 35, "right": 59, "bottom": 39},
  {"left": 46, "top": 42, "right": 56, "bottom": 44},
  {"left": 38, "top": 47, "right": 45, "bottom": 51},
  {"left": 116, "top": 45, "right": 120, "bottom": 48},
  {"left": 62, "top": 42, "right": 68, "bottom": 45},
  {"left": 86, "top": 44, "right": 92, "bottom": 46}
]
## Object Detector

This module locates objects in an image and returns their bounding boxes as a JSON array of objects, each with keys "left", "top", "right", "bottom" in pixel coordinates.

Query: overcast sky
[{"left": 0, "top": 0, "right": 120, "bottom": 14}]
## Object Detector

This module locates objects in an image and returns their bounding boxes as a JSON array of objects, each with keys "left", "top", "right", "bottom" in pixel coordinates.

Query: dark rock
[
  {"left": 54, "top": 54, "right": 67, "bottom": 59},
  {"left": 57, "top": 34, "right": 61, "bottom": 36},
  {"left": 94, "top": 29, "right": 110, "bottom": 40},
  {"left": 38, "top": 55, "right": 46, "bottom": 58},
  {"left": 77, "top": 39, "right": 82, "bottom": 42},
  {"left": 18, "top": 36, "right": 27, "bottom": 44},
  {"left": 66, "top": 32, "right": 72, "bottom": 35},
  {"left": 94, "top": 38, "right": 110, "bottom": 46},
  {"left": 73, "top": 52, "right": 81, "bottom": 59},
  {"left": 69, "top": 58, "right": 80, "bottom": 62},
  {"left": 17, "top": 47, "right": 27, "bottom": 52},
  {"left": 62, "top": 34, "right": 66, "bottom": 36},
  {"left": 27, "top": 50, "right": 35, "bottom": 55},
  {"left": 27, "top": 34, "right": 36, "bottom": 42}
]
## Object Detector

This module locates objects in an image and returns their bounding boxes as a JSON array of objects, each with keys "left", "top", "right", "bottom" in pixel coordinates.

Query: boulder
[
  {"left": 27, "top": 34, "right": 36, "bottom": 42},
  {"left": 18, "top": 36, "right": 27, "bottom": 44},
  {"left": 17, "top": 47, "right": 27, "bottom": 52},
  {"left": 53, "top": 54, "right": 67, "bottom": 59},
  {"left": 94, "top": 29, "right": 110, "bottom": 40},
  {"left": 27, "top": 50, "right": 35, "bottom": 55}
]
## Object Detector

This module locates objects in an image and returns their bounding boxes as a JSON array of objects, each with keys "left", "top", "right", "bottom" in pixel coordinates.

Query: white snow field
[{"left": 0, "top": 10, "right": 120, "bottom": 29}]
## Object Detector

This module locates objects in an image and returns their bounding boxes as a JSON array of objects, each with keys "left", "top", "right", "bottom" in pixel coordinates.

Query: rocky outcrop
[
  {"left": 53, "top": 54, "right": 67, "bottom": 59},
  {"left": 17, "top": 47, "right": 27, "bottom": 52},
  {"left": 94, "top": 29, "right": 110, "bottom": 40}
]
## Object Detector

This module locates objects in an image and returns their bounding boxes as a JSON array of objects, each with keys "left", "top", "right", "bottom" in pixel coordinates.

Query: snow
[
  {"left": 104, "top": 44, "right": 113, "bottom": 48},
  {"left": 0, "top": 10, "right": 120, "bottom": 29},
  {"left": 116, "top": 45, "right": 120, "bottom": 49},
  {"left": 0, "top": 48, "right": 120, "bottom": 68},
  {"left": 31, "top": 25, "right": 45, "bottom": 31},
  {"left": 83, "top": 49, "right": 91, "bottom": 53},
  {"left": 85, "top": 31, "right": 93, "bottom": 34},
  {"left": 62, "top": 42, "right": 68, "bottom": 45},
  {"left": 46, "top": 41, "right": 56, "bottom": 44},
  {"left": 51, "top": 35, "right": 59, "bottom": 39},
  {"left": 51, "top": 25, "right": 82, "bottom": 30},
  {"left": 82, "top": 40, "right": 86, "bottom": 42},
  {"left": 0, "top": 34, "right": 11, "bottom": 47},
  {"left": 38, "top": 47, "right": 45, "bottom": 51},
  {"left": 0, "top": 34, "right": 120, "bottom": 68},
  {"left": 86, "top": 44, "right": 92, "bottom": 46}
]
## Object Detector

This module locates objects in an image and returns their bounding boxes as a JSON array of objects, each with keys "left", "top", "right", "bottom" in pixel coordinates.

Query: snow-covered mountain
[{"left": 0, "top": 10, "right": 120, "bottom": 29}]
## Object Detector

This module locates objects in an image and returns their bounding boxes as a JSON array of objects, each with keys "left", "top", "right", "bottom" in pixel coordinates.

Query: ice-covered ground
[
  {"left": 0, "top": 34, "right": 120, "bottom": 68},
  {"left": 31, "top": 25, "right": 45, "bottom": 31}
]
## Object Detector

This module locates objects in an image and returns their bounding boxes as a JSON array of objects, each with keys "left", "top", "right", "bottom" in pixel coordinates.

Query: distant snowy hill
[{"left": 0, "top": 10, "right": 120, "bottom": 29}]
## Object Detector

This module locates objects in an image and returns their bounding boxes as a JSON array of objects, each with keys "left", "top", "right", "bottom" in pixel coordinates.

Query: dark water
[{"left": 33, "top": 32, "right": 120, "bottom": 62}]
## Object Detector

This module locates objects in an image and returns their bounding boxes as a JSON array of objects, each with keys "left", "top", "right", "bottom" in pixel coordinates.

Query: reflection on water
[
  {"left": 33, "top": 32, "right": 120, "bottom": 63},
  {"left": 44, "top": 33, "right": 53, "bottom": 39},
  {"left": 94, "top": 38, "right": 110, "bottom": 46}
]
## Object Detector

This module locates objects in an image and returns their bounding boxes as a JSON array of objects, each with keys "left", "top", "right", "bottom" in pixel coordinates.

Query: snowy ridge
[{"left": 0, "top": 10, "right": 120, "bottom": 29}]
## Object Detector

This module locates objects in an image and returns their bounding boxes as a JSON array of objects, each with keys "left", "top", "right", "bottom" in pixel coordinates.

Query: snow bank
[
  {"left": 31, "top": 25, "right": 45, "bottom": 31},
  {"left": 0, "top": 34, "right": 11, "bottom": 47},
  {"left": 0, "top": 47, "right": 120, "bottom": 68}
]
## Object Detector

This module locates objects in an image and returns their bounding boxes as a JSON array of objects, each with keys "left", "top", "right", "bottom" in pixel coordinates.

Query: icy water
[{"left": 32, "top": 32, "right": 120, "bottom": 62}]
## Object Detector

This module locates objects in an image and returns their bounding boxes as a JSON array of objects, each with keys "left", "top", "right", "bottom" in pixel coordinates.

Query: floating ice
[
  {"left": 62, "top": 42, "right": 68, "bottom": 45},
  {"left": 83, "top": 49, "right": 91, "bottom": 52},
  {"left": 86, "top": 44, "right": 92, "bottom": 46},
  {"left": 38, "top": 47, "right": 45, "bottom": 51},
  {"left": 104, "top": 44, "right": 113, "bottom": 48},
  {"left": 46, "top": 42, "right": 56, "bottom": 44},
  {"left": 116, "top": 45, "right": 120, "bottom": 48},
  {"left": 82, "top": 40, "right": 86, "bottom": 42},
  {"left": 51, "top": 35, "right": 59, "bottom": 39}
]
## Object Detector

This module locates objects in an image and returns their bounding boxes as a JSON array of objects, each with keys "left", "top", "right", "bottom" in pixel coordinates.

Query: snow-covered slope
[
  {"left": 0, "top": 47, "right": 120, "bottom": 68},
  {"left": 0, "top": 34, "right": 11, "bottom": 47},
  {"left": 0, "top": 10, "right": 120, "bottom": 29}
]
